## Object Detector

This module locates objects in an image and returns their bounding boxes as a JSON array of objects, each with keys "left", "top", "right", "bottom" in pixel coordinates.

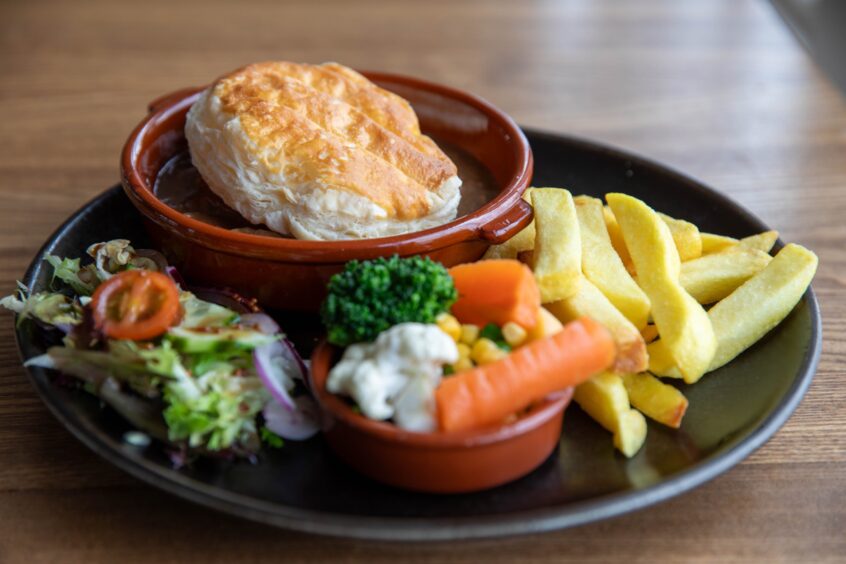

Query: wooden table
[{"left": 1, "top": 0, "right": 843, "bottom": 561}]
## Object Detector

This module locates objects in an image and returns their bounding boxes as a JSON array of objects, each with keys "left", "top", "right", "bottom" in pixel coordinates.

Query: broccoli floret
[{"left": 320, "top": 255, "right": 458, "bottom": 346}]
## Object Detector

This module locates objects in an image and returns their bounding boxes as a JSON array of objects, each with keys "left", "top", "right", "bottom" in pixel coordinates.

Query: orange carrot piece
[
  {"left": 436, "top": 317, "right": 615, "bottom": 432},
  {"left": 449, "top": 259, "right": 541, "bottom": 329}
]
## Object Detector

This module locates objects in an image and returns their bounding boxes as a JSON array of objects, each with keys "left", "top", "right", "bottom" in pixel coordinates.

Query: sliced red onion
[
  {"left": 164, "top": 265, "right": 186, "bottom": 287},
  {"left": 189, "top": 286, "right": 259, "bottom": 314},
  {"left": 282, "top": 337, "right": 308, "bottom": 382},
  {"left": 239, "top": 312, "right": 280, "bottom": 335},
  {"left": 241, "top": 313, "right": 308, "bottom": 381},
  {"left": 262, "top": 395, "right": 321, "bottom": 441},
  {"left": 254, "top": 341, "right": 297, "bottom": 410},
  {"left": 135, "top": 249, "right": 169, "bottom": 272}
]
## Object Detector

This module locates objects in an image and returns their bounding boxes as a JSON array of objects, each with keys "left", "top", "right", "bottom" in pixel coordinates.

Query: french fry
[
  {"left": 640, "top": 324, "right": 659, "bottom": 343},
  {"left": 700, "top": 232, "right": 738, "bottom": 254},
  {"left": 621, "top": 372, "right": 688, "bottom": 428},
  {"left": 530, "top": 188, "right": 581, "bottom": 303},
  {"left": 700, "top": 230, "right": 778, "bottom": 256},
  {"left": 606, "top": 206, "right": 705, "bottom": 267},
  {"left": 606, "top": 193, "right": 716, "bottom": 383},
  {"left": 482, "top": 223, "right": 535, "bottom": 260},
  {"left": 658, "top": 213, "right": 702, "bottom": 261},
  {"left": 647, "top": 338, "right": 680, "bottom": 377},
  {"left": 574, "top": 196, "right": 651, "bottom": 329},
  {"left": 733, "top": 230, "right": 779, "bottom": 254},
  {"left": 706, "top": 243, "right": 817, "bottom": 371},
  {"left": 680, "top": 248, "right": 772, "bottom": 304},
  {"left": 482, "top": 189, "right": 537, "bottom": 260},
  {"left": 574, "top": 372, "right": 647, "bottom": 457},
  {"left": 603, "top": 205, "right": 634, "bottom": 272},
  {"left": 546, "top": 277, "right": 648, "bottom": 373},
  {"left": 526, "top": 306, "right": 565, "bottom": 342},
  {"left": 649, "top": 243, "right": 818, "bottom": 376}
]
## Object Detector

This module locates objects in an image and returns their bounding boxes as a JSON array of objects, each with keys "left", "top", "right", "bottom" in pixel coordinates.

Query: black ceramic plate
[{"left": 14, "top": 130, "right": 821, "bottom": 541}]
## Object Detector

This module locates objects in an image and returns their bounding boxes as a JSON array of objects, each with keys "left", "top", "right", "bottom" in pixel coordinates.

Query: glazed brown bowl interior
[{"left": 309, "top": 341, "right": 573, "bottom": 493}]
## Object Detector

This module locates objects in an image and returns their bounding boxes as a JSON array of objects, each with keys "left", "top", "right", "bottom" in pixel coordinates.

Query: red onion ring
[
  {"left": 254, "top": 341, "right": 297, "bottom": 411},
  {"left": 189, "top": 286, "right": 260, "bottom": 314},
  {"left": 135, "top": 249, "right": 169, "bottom": 272},
  {"left": 262, "top": 395, "right": 320, "bottom": 441},
  {"left": 164, "top": 265, "right": 186, "bottom": 287},
  {"left": 239, "top": 312, "right": 280, "bottom": 335}
]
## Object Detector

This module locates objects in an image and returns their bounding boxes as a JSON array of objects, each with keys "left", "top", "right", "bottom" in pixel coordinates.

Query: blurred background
[{"left": 772, "top": 0, "right": 846, "bottom": 94}]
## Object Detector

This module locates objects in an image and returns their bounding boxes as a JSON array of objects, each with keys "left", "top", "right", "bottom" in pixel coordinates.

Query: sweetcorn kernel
[
  {"left": 436, "top": 313, "right": 462, "bottom": 341},
  {"left": 471, "top": 338, "right": 508, "bottom": 365},
  {"left": 456, "top": 343, "right": 472, "bottom": 360},
  {"left": 459, "top": 324, "right": 480, "bottom": 345},
  {"left": 502, "top": 322, "right": 528, "bottom": 348},
  {"left": 453, "top": 357, "right": 475, "bottom": 373}
]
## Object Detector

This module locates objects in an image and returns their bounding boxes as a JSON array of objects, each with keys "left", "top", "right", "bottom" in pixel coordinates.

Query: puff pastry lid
[{"left": 184, "top": 61, "right": 462, "bottom": 240}]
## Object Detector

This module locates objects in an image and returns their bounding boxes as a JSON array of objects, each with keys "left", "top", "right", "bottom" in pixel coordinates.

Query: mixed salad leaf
[{"left": 2, "top": 239, "right": 318, "bottom": 460}]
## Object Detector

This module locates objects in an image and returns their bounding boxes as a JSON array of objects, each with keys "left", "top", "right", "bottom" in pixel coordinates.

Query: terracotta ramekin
[
  {"left": 309, "top": 341, "right": 573, "bottom": 494},
  {"left": 121, "top": 72, "right": 534, "bottom": 311}
]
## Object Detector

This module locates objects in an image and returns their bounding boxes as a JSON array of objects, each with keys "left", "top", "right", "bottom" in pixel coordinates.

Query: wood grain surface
[{"left": 1, "top": 0, "right": 844, "bottom": 562}]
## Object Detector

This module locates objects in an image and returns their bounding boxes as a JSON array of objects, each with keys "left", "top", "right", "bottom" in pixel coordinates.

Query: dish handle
[
  {"left": 477, "top": 199, "right": 533, "bottom": 244},
  {"left": 147, "top": 87, "right": 204, "bottom": 113}
]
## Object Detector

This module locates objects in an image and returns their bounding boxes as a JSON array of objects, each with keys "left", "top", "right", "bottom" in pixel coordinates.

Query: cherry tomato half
[{"left": 91, "top": 270, "right": 181, "bottom": 340}]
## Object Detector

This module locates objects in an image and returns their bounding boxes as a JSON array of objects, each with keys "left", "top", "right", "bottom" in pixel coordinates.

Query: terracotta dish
[
  {"left": 309, "top": 340, "right": 573, "bottom": 493},
  {"left": 121, "top": 72, "right": 533, "bottom": 311}
]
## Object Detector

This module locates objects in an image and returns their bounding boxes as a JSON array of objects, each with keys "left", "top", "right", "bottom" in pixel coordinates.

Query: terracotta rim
[
  {"left": 309, "top": 340, "right": 573, "bottom": 448},
  {"left": 120, "top": 71, "right": 534, "bottom": 257}
]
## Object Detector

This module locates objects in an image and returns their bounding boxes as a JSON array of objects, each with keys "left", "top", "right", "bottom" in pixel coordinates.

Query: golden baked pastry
[{"left": 184, "top": 61, "right": 462, "bottom": 240}]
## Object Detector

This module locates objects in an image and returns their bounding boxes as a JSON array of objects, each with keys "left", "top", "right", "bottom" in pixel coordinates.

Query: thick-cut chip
[
  {"left": 646, "top": 337, "right": 678, "bottom": 376},
  {"left": 482, "top": 223, "right": 535, "bottom": 260},
  {"left": 606, "top": 193, "right": 716, "bottom": 383},
  {"left": 641, "top": 324, "right": 659, "bottom": 343},
  {"left": 603, "top": 205, "right": 634, "bottom": 272},
  {"left": 649, "top": 243, "right": 818, "bottom": 376},
  {"left": 701, "top": 230, "right": 778, "bottom": 256},
  {"left": 574, "top": 372, "right": 647, "bottom": 457},
  {"left": 621, "top": 372, "right": 688, "bottom": 428},
  {"left": 706, "top": 243, "right": 817, "bottom": 371},
  {"left": 526, "top": 306, "right": 564, "bottom": 342},
  {"left": 680, "top": 248, "right": 772, "bottom": 304},
  {"left": 658, "top": 213, "right": 702, "bottom": 261},
  {"left": 482, "top": 189, "right": 536, "bottom": 260},
  {"left": 574, "top": 196, "right": 651, "bottom": 329},
  {"left": 700, "top": 232, "right": 738, "bottom": 254},
  {"left": 531, "top": 188, "right": 581, "bottom": 303},
  {"left": 605, "top": 206, "right": 704, "bottom": 268},
  {"left": 546, "top": 277, "right": 648, "bottom": 373},
  {"left": 719, "top": 230, "right": 779, "bottom": 254}
]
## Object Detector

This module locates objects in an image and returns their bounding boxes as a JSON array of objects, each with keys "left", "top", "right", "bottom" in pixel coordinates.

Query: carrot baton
[
  {"left": 435, "top": 317, "right": 616, "bottom": 433},
  {"left": 449, "top": 259, "right": 541, "bottom": 330}
]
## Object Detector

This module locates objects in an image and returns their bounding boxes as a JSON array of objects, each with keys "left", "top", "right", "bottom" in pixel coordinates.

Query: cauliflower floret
[{"left": 326, "top": 323, "right": 458, "bottom": 431}]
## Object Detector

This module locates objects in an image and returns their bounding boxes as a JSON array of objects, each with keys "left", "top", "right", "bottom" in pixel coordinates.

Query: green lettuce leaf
[
  {"left": 0, "top": 283, "right": 83, "bottom": 328},
  {"left": 43, "top": 254, "right": 97, "bottom": 295}
]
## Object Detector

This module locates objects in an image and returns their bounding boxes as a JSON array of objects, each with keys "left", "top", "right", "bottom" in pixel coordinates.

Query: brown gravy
[{"left": 154, "top": 142, "right": 499, "bottom": 237}]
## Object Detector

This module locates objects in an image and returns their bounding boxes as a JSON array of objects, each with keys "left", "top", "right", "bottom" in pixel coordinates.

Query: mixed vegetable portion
[
  {"left": 1, "top": 240, "right": 317, "bottom": 459},
  {"left": 324, "top": 255, "right": 615, "bottom": 433}
]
